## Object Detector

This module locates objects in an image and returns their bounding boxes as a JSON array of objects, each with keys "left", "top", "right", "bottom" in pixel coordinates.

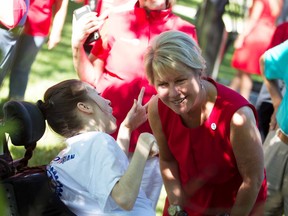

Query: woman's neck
[{"left": 181, "top": 80, "right": 216, "bottom": 128}]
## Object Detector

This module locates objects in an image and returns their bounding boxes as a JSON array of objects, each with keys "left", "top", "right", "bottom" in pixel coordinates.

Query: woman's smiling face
[{"left": 154, "top": 71, "right": 202, "bottom": 115}]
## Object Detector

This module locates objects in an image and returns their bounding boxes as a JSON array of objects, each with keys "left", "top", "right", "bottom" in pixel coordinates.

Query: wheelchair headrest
[{"left": 3, "top": 101, "right": 46, "bottom": 147}]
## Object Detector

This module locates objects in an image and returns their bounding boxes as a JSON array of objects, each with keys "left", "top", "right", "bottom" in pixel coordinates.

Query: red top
[
  {"left": 91, "top": 2, "right": 197, "bottom": 152},
  {"left": 268, "top": 22, "right": 288, "bottom": 49},
  {"left": 158, "top": 78, "right": 267, "bottom": 215},
  {"left": 231, "top": 0, "right": 277, "bottom": 74},
  {"left": 24, "top": 0, "right": 56, "bottom": 36}
]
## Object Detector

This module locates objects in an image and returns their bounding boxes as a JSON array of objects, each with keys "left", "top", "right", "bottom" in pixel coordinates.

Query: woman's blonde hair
[{"left": 144, "top": 30, "right": 206, "bottom": 85}]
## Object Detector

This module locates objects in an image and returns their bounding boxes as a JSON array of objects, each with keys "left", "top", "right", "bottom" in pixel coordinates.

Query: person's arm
[
  {"left": 268, "top": 0, "right": 282, "bottom": 17},
  {"left": 117, "top": 87, "right": 149, "bottom": 155},
  {"left": 111, "top": 132, "right": 156, "bottom": 210},
  {"left": 0, "top": 0, "right": 27, "bottom": 29},
  {"left": 71, "top": 10, "right": 107, "bottom": 86},
  {"left": 230, "top": 106, "right": 264, "bottom": 216},
  {"left": 260, "top": 54, "right": 282, "bottom": 130},
  {"left": 148, "top": 96, "right": 186, "bottom": 207},
  {"left": 47, "top": 0, "right": 69, "bottom": 49}
]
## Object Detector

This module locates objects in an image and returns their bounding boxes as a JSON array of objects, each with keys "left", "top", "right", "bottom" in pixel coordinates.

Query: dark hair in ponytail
[{"left": 38, "top": 79, "right": 92, "bottom": 138}]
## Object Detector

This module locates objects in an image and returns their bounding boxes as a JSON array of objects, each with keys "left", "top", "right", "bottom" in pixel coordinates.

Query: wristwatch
[{"left": 168, "top": 205, "right": 188, "bottom": 216}]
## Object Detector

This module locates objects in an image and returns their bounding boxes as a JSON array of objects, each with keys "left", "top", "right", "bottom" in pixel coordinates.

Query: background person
[
  {"left": 7, "top": 0, "right": 69, "bottom": 100},
  {"left": 255, "top": 21, "right": 288, "bottom": 142},
  {"left": 229, "top": 0, "right": 281, "bottom": 101},
  {"left": 0, "top": 0, "right": 29, "bottom": 88},
  {"left": 260, "top": 40, "right": 288, "bottom": 216},
  {"left": 145, "top": 30, "right": 267, "bottom": 216},
  {"left": 71, "top": 0, "right": 198, "bottom": 209},
  {"left": 38, "top": 79, "right": 157, "bottom": 216},
  {"left": 254, "top": 0, "right": 288, "bottom": 142}
]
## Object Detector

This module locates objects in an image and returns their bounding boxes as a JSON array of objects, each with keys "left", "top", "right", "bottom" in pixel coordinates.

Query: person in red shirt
[
  {"left": 6, "top": 0, "right": 68, "bottom": 100},
  {"left": 71, "top": 0, "right": 197, "bottom": 211},
  {"left": 145, "top": 30, "right": 266, "bottom": 216},
  {"left": 0, "top": 0, "right": 28, "bottom": 88},
  {"left": 73, "top": 0, "right": 135, "bottom": 52},
  {"left": 229, "top": 0, "right": 282, "bottom": 101}
]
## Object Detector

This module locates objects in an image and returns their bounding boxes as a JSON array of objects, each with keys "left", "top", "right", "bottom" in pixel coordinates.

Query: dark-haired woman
[{"left": 38, "top": 79, "right": 157, "bottom": 216}]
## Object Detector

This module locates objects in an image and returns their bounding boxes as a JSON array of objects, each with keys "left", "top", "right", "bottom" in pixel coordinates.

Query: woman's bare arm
[
  {"left": 71, "top": 11, "right": 106, "bottom": 86},
  {"left": 148, "top": 96, "right": 186, "bottom": 207},
  {"left": 111, "top": 133, "right": 155, "bottom": 210},
  {"left": 230, "top": 106, "right": 264, "bottom": 216}
]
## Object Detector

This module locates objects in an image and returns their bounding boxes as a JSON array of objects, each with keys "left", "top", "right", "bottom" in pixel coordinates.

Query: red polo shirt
[{"left": 91, "top": 3, "right": 197, "bottom": 152}]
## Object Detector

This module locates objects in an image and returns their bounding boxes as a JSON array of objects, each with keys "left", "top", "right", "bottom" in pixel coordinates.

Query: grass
[
  {"left": 0, "top": 0, "right": 262, "bottom": 215},
  {"left": 0, "top": 1, "right": 80, "bottom": 166}
]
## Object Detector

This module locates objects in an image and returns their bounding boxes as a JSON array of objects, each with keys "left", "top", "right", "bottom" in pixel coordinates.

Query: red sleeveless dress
[
  {"left": 231, "top": 0, "right": 277, "bottom": 75},
  {"left": 159, "top": 79, "right": 267, "bottom": 216}
]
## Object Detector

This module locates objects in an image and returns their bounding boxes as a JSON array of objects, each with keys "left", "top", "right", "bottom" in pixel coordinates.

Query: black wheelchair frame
[{"left": 0, "top": 100, "right": 75, "bottom": 216}]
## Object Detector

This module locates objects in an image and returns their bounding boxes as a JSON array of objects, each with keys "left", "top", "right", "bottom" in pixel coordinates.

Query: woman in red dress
[
  {"left": 145, "top": 30, "right": 266, "bottom": 216},
  {"left": 230, "top": 0, "right": 282, "bottom": 100}
]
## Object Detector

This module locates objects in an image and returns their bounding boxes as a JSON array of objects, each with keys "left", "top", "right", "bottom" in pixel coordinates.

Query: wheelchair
[{"left": 0, "top": 100, "right": 75, "bottom": 216}]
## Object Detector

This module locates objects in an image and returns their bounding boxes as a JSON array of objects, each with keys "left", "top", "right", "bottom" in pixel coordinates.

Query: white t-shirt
[{"left": 47, "top": 131, "right": 155, "bottom": 216}]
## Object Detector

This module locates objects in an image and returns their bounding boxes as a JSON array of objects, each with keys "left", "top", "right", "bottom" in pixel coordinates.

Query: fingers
[
  {"left": 132, "top": 99, "right": 137, "bottom": 110},
  {"left": 74, "top": 12, "right": 100, "bottom": 31},
  {"left": 269, "top": 114, "right": 278, "bottom": 131},
  {"left": 99, "top": 9, "right": 110, "bottom": 20},
  {"left": 149, "top": 140, "right": 159, "bottom": 158},
  {"left": 137, "top": 87, "right": 145, "bottom": 106},
  {"left": 136, "top": 87, "right": 155, "bottom": 110},
  {"left": 269, "top": 121, "right": 278, "bottom": 131}
]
